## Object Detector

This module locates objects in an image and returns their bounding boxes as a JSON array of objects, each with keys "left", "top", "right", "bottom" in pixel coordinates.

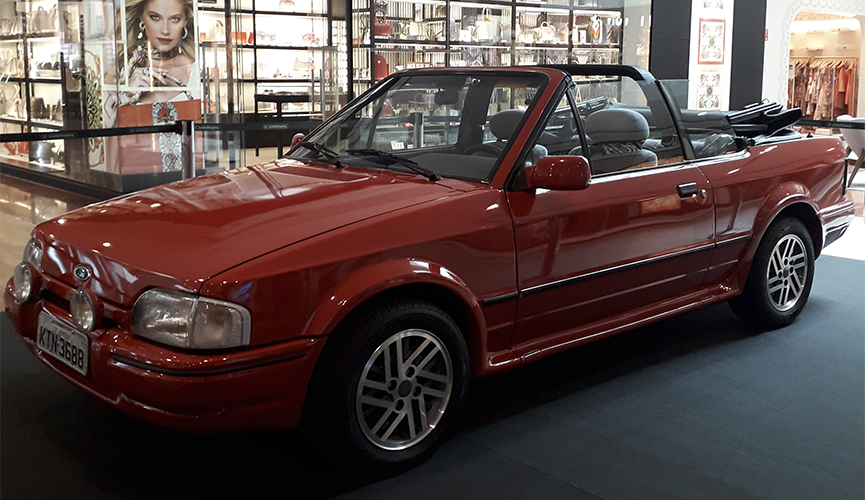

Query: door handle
[{"left": 677, "top": 182, "right": 699, "bottom": 198}]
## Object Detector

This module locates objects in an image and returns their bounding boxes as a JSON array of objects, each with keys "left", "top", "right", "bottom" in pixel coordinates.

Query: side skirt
[{"left": 481, "top": 285, "right": 740, "bottom": 377}]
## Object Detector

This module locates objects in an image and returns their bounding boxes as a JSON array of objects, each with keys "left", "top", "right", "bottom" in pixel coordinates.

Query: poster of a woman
[
  {"left": 107, "top": 0, "right": 201, "bottom": 173},
  {"left": 123, "top": 0, "right": 199, "bottom": 104}
]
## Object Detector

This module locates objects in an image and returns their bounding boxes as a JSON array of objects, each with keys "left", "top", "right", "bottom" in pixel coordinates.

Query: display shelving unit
[
  {"left": 1, "top": 0, "right": 70, "bottom": 172},
  {"left": 197, "top": 0, "right": 338, "bottom": 118},
  {"left": 348, "top": 0, "right": 623, "bottom": 97}
]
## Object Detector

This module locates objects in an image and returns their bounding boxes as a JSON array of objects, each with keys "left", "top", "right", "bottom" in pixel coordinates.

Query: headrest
[
  {"left": 584, "top": 108, "right": 650, "bottom": 144},
  {"left": 489, "top": 109, "right": 524, "bottom": 141}
]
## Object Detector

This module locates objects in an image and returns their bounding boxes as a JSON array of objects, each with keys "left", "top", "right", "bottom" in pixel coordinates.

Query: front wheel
[
  {"left": 304, "top": 299, "right": 469, "bottom": 471},
  {"left": 729, "top": 217, "right": 815, "bottom": 329}
]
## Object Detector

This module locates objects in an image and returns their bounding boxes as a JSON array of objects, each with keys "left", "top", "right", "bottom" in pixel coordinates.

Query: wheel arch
[
  {"left": 730, "top": 185, "right": 822, "bottom": 294},
  {"left": 771, "top": 202, "right": 823, "bottom": 258},
  {"left": 305, "top": 259, "right": 486, "bottom": 367}
]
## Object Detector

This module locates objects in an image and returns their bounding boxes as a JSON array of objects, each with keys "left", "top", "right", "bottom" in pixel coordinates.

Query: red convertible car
[{"left": 5, "top": 65, "right": 855, "bottom": 470}]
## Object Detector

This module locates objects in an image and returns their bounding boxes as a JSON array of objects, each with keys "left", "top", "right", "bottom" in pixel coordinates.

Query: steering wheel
[{"left": 463, "top": 143, "right": 502, "bottom": 157}]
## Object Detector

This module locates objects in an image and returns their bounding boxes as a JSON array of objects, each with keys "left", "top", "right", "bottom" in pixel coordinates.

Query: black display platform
[{"left": 2, "top": 256, "right": 863, "bottom": 500}]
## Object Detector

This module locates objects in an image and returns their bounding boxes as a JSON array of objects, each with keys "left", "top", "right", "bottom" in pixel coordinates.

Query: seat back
[
  {"left": 583, "top": 108, "right": 657, "bottom": 174},
  {"left": 489, "top": 109, "right": 525, "bottom": 143}
]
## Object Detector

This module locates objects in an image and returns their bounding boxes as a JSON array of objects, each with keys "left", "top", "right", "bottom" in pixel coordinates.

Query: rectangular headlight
[
  {"left": 131, "top": 289, "right": 251, "bottom": 349},
  {"left": 22, "top": 238, "right": 42, "bottom": 271}
]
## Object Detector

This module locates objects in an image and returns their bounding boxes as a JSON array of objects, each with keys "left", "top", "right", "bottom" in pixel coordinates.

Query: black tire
[
  {"left": 303, "top": 299, "right": 469, "bottom": 472},
  {"left": 729, "top": 217, "right": 815, "bottom": 329}
]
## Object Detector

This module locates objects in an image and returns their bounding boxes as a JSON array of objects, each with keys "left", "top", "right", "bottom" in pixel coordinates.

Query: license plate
[{"left": 37, "top": 311, "right": 89, "bottom": 376}]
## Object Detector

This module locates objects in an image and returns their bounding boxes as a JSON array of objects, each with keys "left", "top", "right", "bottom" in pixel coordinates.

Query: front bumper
[{"left": 5, "top": 279, "right": 326, "bottom": 433}]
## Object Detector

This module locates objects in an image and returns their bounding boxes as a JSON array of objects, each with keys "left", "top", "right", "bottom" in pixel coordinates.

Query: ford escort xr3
[{"left": 6, "top": 65, "right": 855, "bottom": 470}]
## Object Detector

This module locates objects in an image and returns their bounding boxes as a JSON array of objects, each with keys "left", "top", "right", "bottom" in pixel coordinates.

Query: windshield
[{"left": 289, "top": 72, "right": 547, "bottom": 183}]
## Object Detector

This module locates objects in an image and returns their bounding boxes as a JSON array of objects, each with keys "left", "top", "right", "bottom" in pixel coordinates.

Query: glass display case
[
  {"left": 349, "top": 0, "right": 623, "bottom": 96},
  {"left": 0, "top": 0, "right": 72, "bottom": 172},
  {"left": 198, "top": 0, "right": 337, "bottom": 119}
]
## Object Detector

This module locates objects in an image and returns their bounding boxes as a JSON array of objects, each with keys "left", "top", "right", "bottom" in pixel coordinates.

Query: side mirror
[
  {"left": 526, "top": 155, "right": 591, "bottom": 191},
  {"left": 291, "top": 133, "right": 306, "bottom": 148}
]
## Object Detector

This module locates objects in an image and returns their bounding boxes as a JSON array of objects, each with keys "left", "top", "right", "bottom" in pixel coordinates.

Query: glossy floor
[
  {"left": 1, "top": 170, "right": 863, "bottom": 313},
  {"left": 0, "top": 176, "right": 98, "bottom": 311}
]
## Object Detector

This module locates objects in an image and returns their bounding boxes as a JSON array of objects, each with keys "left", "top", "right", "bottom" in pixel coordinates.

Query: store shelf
[
  {"left": 29, "top": 77, "right": 61, "bottom": 84},
  {"left": 0, "top": 116, "right": 27, "bottom": 124},
  {"left": 30, "top": 119, "right": 63, "bottom": 129},
  {"left": 350, "top": 0, "right": 623, "bottom": 95}
]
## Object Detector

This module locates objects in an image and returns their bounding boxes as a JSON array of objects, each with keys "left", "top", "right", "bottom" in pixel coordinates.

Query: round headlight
[
  {"left": 71, "top": 289, "right": 96, "bottom": 333},
  {"left": 12, "top": 263, "right": 33, "bottom": 302}
]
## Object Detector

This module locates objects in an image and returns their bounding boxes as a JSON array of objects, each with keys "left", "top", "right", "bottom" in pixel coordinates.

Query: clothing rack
[{"left": 788, "top": 55, "right": 858, "bottom": 120}]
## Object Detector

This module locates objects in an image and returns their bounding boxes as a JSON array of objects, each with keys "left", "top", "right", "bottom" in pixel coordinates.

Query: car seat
[
  {"left": 464, "top": 109, "right": 525, "bottom": 157},
  {"left": 571, "top": 108, "right": 657, "bottom": 174}
]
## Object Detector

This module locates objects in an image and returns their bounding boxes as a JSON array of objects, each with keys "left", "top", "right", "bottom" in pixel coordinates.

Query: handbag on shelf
[
  {"left": 31, "top": 6, "right": 50, "bottom": 33},
  {"left": 117, "top": 100, "right": 202, "bottom": 127},
  {"left": 300, "top": 33, "right": 320, "bottom": 45},
  {"left": 117, "top": 100, "right": 203, "bottom": 174},
  {"left": 539, "top": 22, "right": 555, "bottom": 42},
  {"left": 49, "top": 5, "right": 58, "bottom": 31},
  {"left": 50, "top": 99, "right": 62, "bottom": 122},
  {"left": 374, "top": 21, "right": 391, "bottom": 37},
  {"left": 209, "top": 20, "right": 225, "bottom": 41},
  {"left": 293, "top": 56, "right": 315, "bottom": 77},
  {"left": 475, "top": 8, "right": 500, "bottom": 42},
  {"left": 373, "top": 1, "right": 390, "bottom": 37},
  {"left": 30, "top": 140, "right": 55, "bottom": 164},
  {"left": 31, "top": 97, "right": 46, "bottom": 119},
  {"left": 373, "top": 54, "right": 388, "bottom": 82},
  {"left": 407, "top": 20, "right": 425, "bottom": 39}
]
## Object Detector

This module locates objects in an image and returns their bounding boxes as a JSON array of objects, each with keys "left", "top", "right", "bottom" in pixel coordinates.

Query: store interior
[{"left": 788, "top": 11, "right": 861, "bottom": 122}]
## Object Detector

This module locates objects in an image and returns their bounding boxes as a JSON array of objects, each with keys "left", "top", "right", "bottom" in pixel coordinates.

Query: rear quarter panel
[{"left": 698, "top": 136, "right": 847, "bottom": 291}]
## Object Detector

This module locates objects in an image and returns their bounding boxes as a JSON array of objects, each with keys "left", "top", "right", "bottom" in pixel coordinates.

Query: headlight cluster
[
  {"left": 131, "top": 289, "right": 251, "bottom": 349},
  {"left": 71, "top": 289, "right": 97, "bottom": 333},
  {"left": 12, "top": 263, "right": 34, "bottom": 302},
  {"left": 22, "top": 238, "right": 42, "bottom": 270},
  {"left": 12, "top": 238, "right": 43, "bottom": 302}
]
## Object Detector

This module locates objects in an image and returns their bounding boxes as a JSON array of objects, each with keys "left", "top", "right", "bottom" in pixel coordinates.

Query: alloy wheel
[
  {"left": 355, "top": 329, "right": 453, "bottom": 451},
  {"left": 765, "top": 233, "right": 808, "bottom": 312}
]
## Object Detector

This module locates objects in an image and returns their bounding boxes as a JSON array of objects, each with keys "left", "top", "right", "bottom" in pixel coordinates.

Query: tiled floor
[{"left": 0, "top": 167, "right": 863, "bottom": 312}]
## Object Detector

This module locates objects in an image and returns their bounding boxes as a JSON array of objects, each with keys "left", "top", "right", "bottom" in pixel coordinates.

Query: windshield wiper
[
  {"left": 345, "top": 149, "right": 440, "bottom": 181},
  {"left": 296, "top": 142, "right": 343, "bottom": 168}
]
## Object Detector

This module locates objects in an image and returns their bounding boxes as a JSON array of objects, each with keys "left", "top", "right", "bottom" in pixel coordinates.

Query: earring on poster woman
[
  {"left": 182, "top": 26, "right": 188, "bottom": 39},
  {"left": 138, "top": 21, "right": 145, "bottom": 40}
]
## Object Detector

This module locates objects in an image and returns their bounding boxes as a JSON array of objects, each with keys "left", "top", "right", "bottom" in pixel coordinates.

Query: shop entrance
[{"left": 788, "top": 12, "right": 861, "bottom": 120}]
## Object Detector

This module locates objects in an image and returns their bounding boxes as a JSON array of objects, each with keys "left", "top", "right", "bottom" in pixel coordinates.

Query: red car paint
[{"left": 5, "top": 66, "right": 855, "bottom": 433}]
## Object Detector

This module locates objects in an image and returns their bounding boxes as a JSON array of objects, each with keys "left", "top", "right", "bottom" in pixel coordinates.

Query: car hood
[{"left": 35, "top": 159, "right": 463, "bottom": 306}]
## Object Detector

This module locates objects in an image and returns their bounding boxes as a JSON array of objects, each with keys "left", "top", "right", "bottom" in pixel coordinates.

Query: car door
[{"left": 506, "top": 81, "right": 715, "bottom": 347}]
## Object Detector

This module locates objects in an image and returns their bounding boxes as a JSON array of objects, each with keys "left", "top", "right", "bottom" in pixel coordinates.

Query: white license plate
[{"left": 37, "top": 311, "right": 89, "bottom": 376}]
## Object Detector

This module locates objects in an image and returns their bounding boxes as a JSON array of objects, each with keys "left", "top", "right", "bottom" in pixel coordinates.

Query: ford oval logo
[{"left": 73, "top": 265, "right": 92, "bottom": 282}]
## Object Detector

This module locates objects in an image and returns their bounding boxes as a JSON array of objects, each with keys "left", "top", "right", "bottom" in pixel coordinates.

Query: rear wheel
[
  {"left": 304, "top": 299, "right": 469, "bottom": 471},
  {"left": 730, "top": 217, "right": 815, "bottom": 329}
]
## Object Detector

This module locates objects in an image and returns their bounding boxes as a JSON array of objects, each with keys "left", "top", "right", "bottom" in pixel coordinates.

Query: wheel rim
[
  {"left": 355, "top": 329, "right": 453, "bottom": 451},
  {"left": 766, "top": 233, "right": 808, "bottom": 312}
]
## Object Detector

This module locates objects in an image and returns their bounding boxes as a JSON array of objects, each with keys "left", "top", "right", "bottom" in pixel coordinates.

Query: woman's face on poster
[{"left": 139, "top": 0, "right": 187, "bottom": 53}]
